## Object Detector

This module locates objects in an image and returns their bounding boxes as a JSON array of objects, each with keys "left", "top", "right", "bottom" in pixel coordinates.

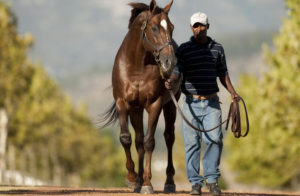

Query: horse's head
[{"left": 140, "top": 0, "right": 177, "bottom": 78}]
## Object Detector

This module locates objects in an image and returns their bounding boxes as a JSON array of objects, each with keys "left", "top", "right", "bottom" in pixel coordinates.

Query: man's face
[{"left": 191, "top": 22, "right": 209, "bottom": 40}]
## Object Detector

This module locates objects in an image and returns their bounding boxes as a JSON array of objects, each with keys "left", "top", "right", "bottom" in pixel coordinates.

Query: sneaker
[
  {"left": 206, "top": 182, "right": 221, "bottom": 196},
  {"left": 190, "top": 184, "right": 202, "bottom": 195}
]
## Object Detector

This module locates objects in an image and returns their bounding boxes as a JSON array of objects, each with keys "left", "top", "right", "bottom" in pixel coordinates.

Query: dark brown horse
[{"left": 102, "top": 0, "right": 180, "bottom": 193}]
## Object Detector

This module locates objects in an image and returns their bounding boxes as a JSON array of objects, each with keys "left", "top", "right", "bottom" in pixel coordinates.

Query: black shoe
[
  {"left": 206, "top": 182, "right": 221, "bottom": 196},
  {"left": 190, "top": 184, "right": 202, "bottom": 195}
]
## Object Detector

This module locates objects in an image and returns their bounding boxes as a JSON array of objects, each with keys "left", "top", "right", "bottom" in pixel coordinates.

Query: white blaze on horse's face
[{"left": 160, "top": 19, "right": 168, "bottom": 31}]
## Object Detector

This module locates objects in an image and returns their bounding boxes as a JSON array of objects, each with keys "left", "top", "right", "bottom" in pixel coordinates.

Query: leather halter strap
[{"left": 140, "top": 15, "right": 173, "bottom": 63}]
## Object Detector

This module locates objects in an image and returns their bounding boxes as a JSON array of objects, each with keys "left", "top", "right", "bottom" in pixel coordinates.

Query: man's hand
[
  {"left": 165, "top": 78, "right": 174, "bottom": 90},
  {"left": 231, "top": 92, "right": 241, "bottom": 101},
  {"left": 164, "top": 74, "right": 178, "bottom": 90}
]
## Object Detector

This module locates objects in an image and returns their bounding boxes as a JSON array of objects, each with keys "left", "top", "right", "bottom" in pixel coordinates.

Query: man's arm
[{"left": 219, "top": 74, "right": 240, "bottom": 100}]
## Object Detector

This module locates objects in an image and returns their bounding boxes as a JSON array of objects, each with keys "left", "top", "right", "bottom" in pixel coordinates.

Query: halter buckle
[{"left": 141, "top": 21, "right": 147, "bottom": 31}]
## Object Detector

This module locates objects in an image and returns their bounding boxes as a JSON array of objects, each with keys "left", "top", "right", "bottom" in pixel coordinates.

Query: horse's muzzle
[{"left": 159, "top": 54, "right": 177, "bottom": 77}]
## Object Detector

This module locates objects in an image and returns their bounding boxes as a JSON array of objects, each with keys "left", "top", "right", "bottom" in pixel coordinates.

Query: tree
[
  {"left": 225, "top": 0, "right": 300, "bottom": 189},
  {"left": 0, "top": 0, "right": 125, "bottom": 186}
]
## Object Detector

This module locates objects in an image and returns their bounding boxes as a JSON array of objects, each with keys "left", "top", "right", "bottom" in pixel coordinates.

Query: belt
[{"left": 187, "top": 93, "right": 217, "bottom": 100}]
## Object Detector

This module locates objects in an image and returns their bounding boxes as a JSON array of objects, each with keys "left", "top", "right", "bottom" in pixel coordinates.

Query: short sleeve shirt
[{"left": 173, "top": 36, "right": 228, "bottom": 95}]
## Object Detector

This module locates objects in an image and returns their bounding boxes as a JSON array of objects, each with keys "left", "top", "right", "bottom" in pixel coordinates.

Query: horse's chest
[{"left": 124, "top": 79, "right": 161, "bottom": 105}]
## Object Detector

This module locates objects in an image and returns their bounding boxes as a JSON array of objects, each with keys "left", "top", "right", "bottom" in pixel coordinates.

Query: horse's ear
[
  {"left": 164, "top": 0, "right": 173, "bottom": 14},
  {"left": 150, "top": 0, "right": 157, "bottom": 13}
]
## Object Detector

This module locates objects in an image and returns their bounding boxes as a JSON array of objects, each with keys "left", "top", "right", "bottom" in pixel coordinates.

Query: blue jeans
[{"left": 181, "top": 94, "right": 223, "bottom": 187}]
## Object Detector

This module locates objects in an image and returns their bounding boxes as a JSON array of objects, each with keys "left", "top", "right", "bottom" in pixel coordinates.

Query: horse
[{"left": 102, "top": 0, "right": 180, "bottom": 193}]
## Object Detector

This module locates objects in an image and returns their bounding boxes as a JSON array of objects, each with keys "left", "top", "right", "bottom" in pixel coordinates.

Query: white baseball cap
[{"left": 190, "top": 12, "right": 209, "bottom": 26}]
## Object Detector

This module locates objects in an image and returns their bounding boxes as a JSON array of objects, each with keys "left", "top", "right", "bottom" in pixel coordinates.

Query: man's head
[{"left": 190, "top": 12, "right": 209, "bottom": 41}]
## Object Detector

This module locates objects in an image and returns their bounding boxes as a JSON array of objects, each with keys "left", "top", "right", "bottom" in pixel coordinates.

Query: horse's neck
[{"left": 124, "top": 28, "right": 147, "bottom": 70}]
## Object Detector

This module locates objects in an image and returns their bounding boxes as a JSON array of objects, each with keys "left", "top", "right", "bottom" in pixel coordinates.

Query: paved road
[{"left": 0, "top": 186, "right": 299, "bottom": 195}]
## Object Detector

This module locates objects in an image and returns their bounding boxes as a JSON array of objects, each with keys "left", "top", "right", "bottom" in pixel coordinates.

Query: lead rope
[
  {"left": 168, "top": 88, "right": 249, "bottom": 137},
  {"left": 168, "top": 89, "right": 228, "bottom": 132},
  {"left": 225, "top": 97, "right": 249, "bottom": 138}
]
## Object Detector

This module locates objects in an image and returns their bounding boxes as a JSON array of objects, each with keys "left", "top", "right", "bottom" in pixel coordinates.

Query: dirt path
[{"left": 0, "top": 186, "right": 299, "bottom": 196}]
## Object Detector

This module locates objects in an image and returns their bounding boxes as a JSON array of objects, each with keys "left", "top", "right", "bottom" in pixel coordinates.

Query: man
[{"left": 165, "top": 12, "right": 240, "bottom": 195}]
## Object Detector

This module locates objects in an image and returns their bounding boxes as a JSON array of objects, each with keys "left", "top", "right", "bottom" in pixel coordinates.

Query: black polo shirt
[{"left": 173, "top": 36, "right": 228, "bottom": 95}]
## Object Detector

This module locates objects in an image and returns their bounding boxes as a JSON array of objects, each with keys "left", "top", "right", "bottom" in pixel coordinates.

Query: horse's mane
[{"left": 128, "top": 2, "right": 163, "bottom": 29}]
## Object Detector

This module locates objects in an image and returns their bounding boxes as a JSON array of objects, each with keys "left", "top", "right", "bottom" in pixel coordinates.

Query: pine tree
[
  {"left": 0, "top": 0, "right": 125, "bottom": 186},
  {"left": 225, "top": 0, "right": 300, "bottom": 188}
]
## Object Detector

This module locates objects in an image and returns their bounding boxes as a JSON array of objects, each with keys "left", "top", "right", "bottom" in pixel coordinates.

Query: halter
[{"left": 141, "top": 14, "right": 173, "bottom": 79}]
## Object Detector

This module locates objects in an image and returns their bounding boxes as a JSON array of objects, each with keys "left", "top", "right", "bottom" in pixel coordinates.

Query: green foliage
[
  {"left": 225, "top": 0, "right": 300, "bottom": 188},
  {"left": 0, "top": 0, "right": 125, "bottom": 186}
]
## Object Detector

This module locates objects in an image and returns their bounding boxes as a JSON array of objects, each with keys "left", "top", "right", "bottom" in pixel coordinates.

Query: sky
[{"left": 8, "top": 0, "right": 286, "bottom": 78}]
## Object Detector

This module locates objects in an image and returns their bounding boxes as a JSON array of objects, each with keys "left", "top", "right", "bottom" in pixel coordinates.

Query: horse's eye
[{"left": 151, "top": 26, "right": 159, "bottom": 33}]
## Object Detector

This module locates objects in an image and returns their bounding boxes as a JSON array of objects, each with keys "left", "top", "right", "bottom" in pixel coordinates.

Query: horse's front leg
[
  {"left": 162, "top": 99, "right": 178, "bottom": 193},
  {"left": 116, "top": 99, "right": 138, "bottom": 188},
  {"left": 141, "top": 97, "right": 163, "bottom": 194},
  {"left": 129, "top": 108, "right": 144, "bottom": 192}
]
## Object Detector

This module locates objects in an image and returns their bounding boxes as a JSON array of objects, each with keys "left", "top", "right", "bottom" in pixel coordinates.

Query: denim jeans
[{"left": 181, "top": 94, "right": 223, "bottom": 187}]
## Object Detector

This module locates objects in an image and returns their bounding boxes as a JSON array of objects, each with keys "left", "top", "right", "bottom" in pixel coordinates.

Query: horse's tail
[{"left": 99, "top": 101, "right": 119, "bottom": 128}]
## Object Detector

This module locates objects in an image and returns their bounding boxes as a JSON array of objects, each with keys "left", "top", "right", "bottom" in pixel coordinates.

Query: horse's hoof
[
  {"left": 140, "top": 186, "right": 154, "bottom": 194},
  {"left": 133, "top": 186, "right": 141, "bottom": 193},
  {"left": 125, "top": 178, "right": 139, "bottom": 189},
  {"left": 164, "top": 184, "right": 176, "bottom": 193}
]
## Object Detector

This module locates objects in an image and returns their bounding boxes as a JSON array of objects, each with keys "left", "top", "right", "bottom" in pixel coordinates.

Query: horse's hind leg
[
  {"left": 129, "top": 108, "right": 144, "bottom": 193},
  {"left": 116, "top": 99, "right": 138, "bottom": 189},
  {"left": 162, "top": 98, "right": 178, "bottom": 193}
]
